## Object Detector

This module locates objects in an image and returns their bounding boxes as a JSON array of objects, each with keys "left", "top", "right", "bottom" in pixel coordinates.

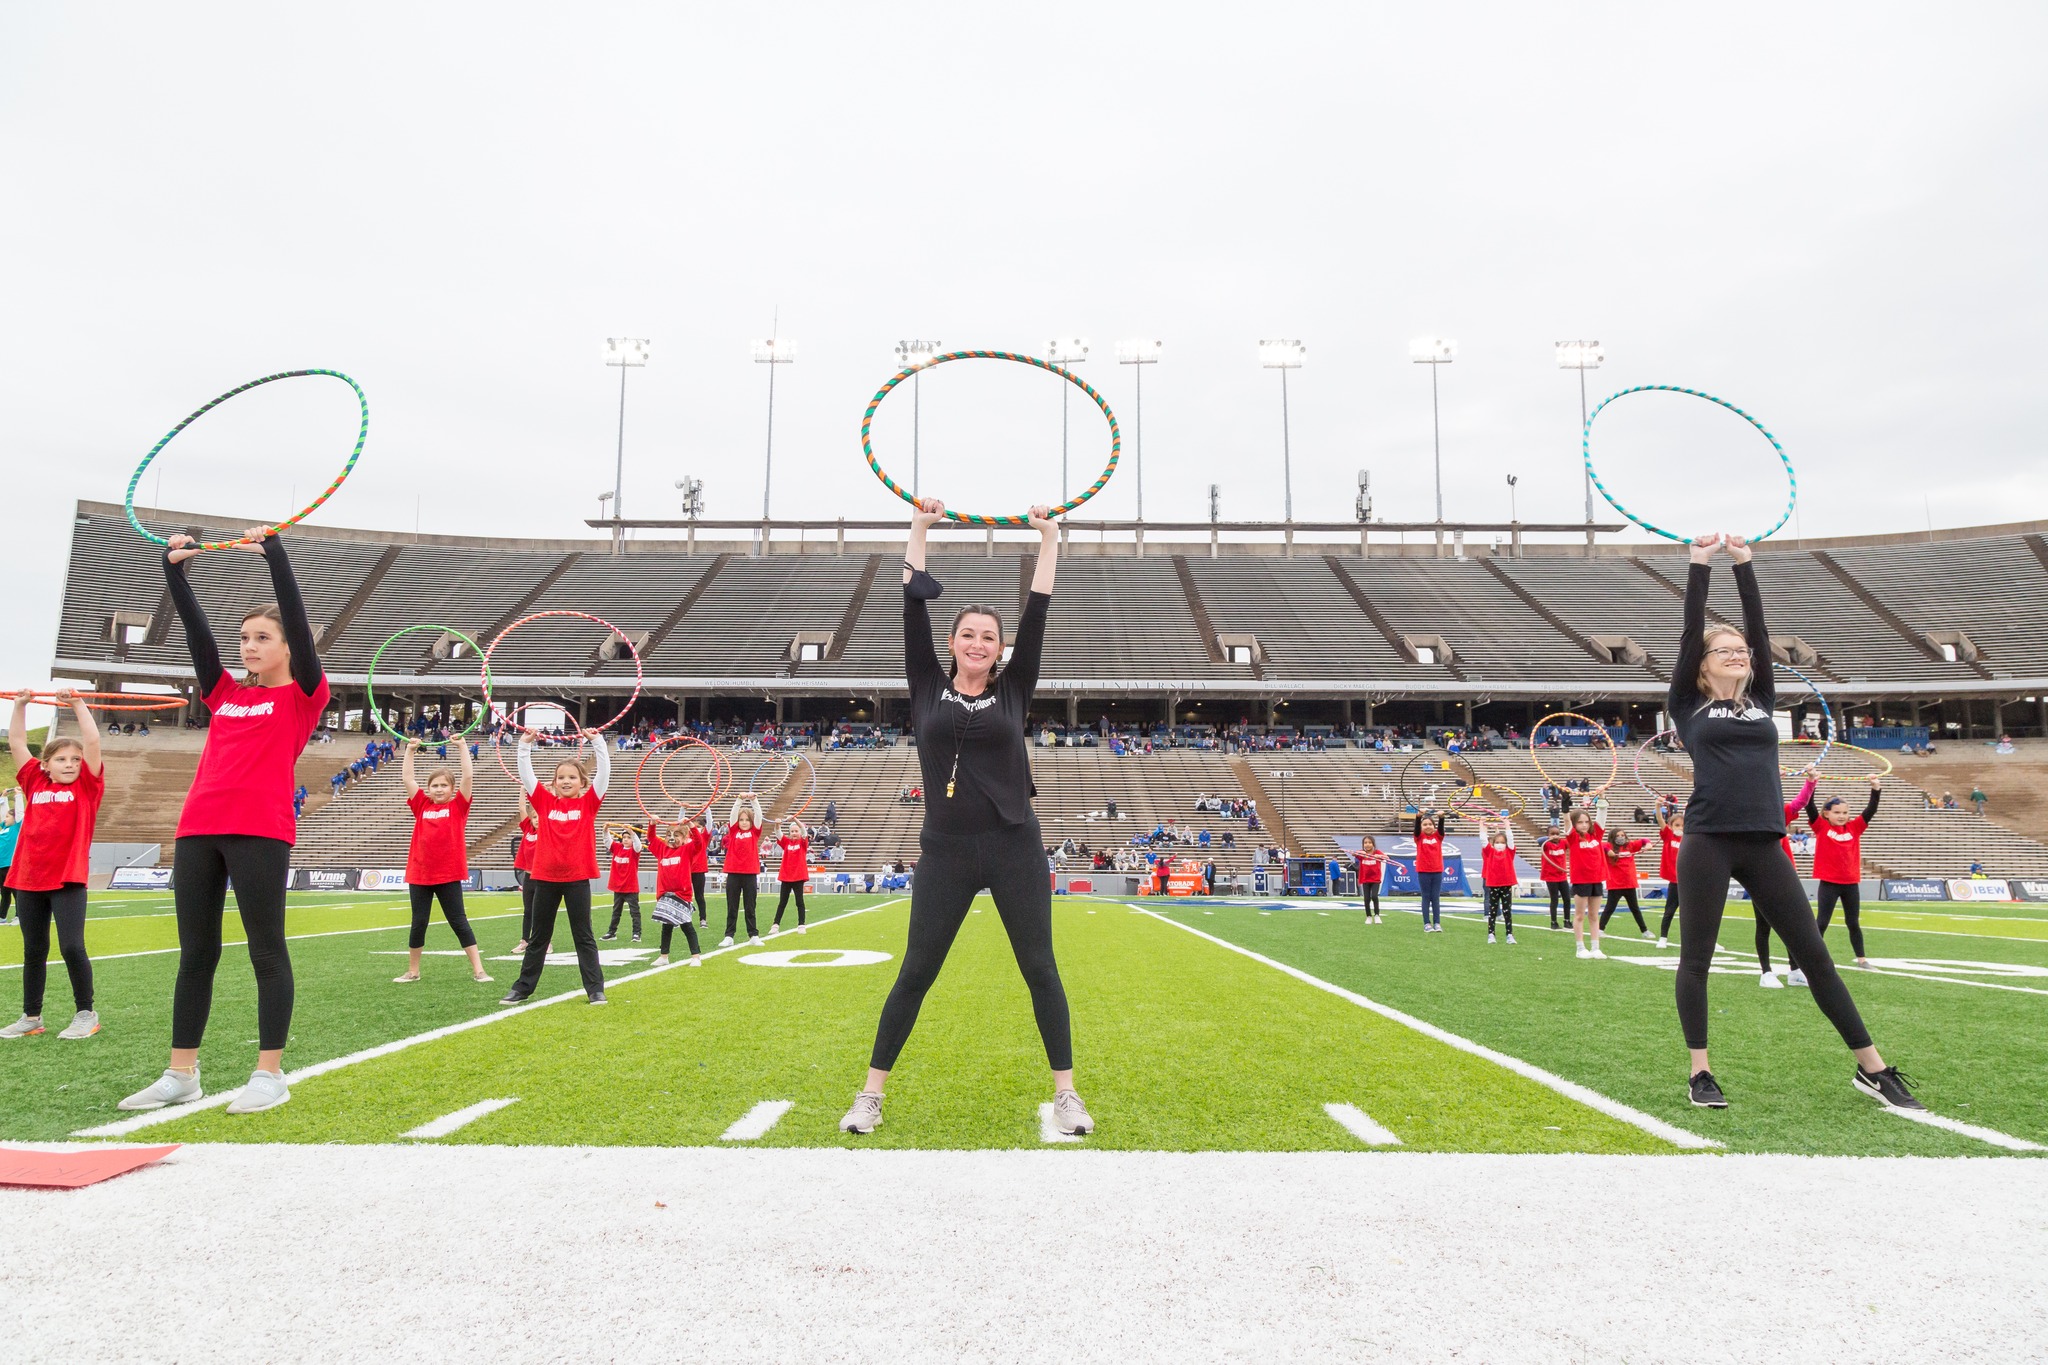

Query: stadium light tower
[
  {"left": 895, "top": 340, "right": 942, "bottom": 496},
  {"left": 753, "top": 336, "right": 796, "bottom": 527},
  {"left": 1259, "top": 340, "right": 1305, "bottom": 520},
  {"left": 1117, "top": 339, "right": 1160, "bottom": 519},
  {"left": 603, "top": 338, "right": 649, "bottom": 553},
  {"left": 1409, "top": 338, "right": 1455, "bottom": 539},
  {"left": 1046, "top": 339, "right": 1090, "bottom": 504},
  {"left": 1556, "top": 341, "right": 1604, "bottom": 534}
]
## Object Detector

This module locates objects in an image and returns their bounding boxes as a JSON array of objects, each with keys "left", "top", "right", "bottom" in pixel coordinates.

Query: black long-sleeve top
[
  {"left": 163, "top": 535, "right": 325, "bottom": 698},
  {"left": 1668, "top": 560, "right": 1783, "bottom": 834},
  {"left": 904, "top": 572, "right": 1049, "bottom": 834},
  {"left": 1806, "top": 788, "right": 1881, "bottom": 828}
]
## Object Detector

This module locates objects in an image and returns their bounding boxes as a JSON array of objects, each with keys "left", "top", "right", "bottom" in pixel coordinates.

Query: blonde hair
[
  {"left": 551, "top": 758, "right": 590, "bottom": 789},
  {"left": 423, "top": 768, "right": 457, "bottom": 789},
  {"left": 1695, "top": 623, "right": 1755, "bottom": 712},
  {"left": 41, "top": 736, "right": 85, "bottom": 762}
]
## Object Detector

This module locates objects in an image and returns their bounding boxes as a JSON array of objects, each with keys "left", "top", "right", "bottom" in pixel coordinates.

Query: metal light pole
[
  {"left": 895, "top": 340, "right": 941, "bottom": 496},
  {"left": 1556, "top": 341, "right": 1604, "bottom": 553},
  {"left": 753, "top": 336, "right": 796, "bottom": 545},
  {"left": 1046, "top": 339, "right": 1090, "bottom": 504},
  {"left": 1409, "top": 338, "right": 1456, "bottom": 553},
  {"left": 1258, "top": 340, "right": 1305, "bottom": 520},
  {"left": 602, "top": 338, "right": 649, "bottom": 554},
  {"left": 1116, "top": 339, "right": 1160, "bottom": 519}
]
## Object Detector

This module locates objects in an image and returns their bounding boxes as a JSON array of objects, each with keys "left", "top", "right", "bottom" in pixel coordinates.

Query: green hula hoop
[
  {"left": 366, "top": 624, "right": 492, "bottom": 741},
  {"left": 860, "top": 350, "right": 1120, "bottom": 526},
  {"left": 126, "top": 369, "right": 369, "bottom": 550},
  {"left": 1583, "top": 385, "right": 1796, "bottom": 544}
]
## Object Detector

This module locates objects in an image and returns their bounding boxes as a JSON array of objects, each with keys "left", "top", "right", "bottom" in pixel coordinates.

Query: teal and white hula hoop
[
  {"left": 1583, "top": 385, "right": 1796, "bottom": 543},
  {"left": 1774, "top": 660, "right": 1834, "bottom": 774}
]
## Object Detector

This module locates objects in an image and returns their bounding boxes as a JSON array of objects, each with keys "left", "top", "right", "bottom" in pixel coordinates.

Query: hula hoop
[
  {"left": 482, "top": 610, "right": 643, "bottom": 737},
  {"left": 1779, "top": 736, "right": 1893, "bottom": 781},
  {"left": 860, "top": 350, "right": 1120, "bottom": 526},
  {"left": 489, "top": 703, "right": 591, "bottom": 785},
  {"left": 15, "top": 691, "right": 185, "bottom": 713},
  {"left": 1528, "top": 712, "right": 1622, "bottom": 795},
  {"left": 1451, "top": 782, "right": 1527, "bottom": 819},
  {"left": 1633, "top": 731, "right": 1694, "bottom": 804},
  {"left": 1397, "top": 752, "right": 1478, "bottom": 810},
  {"left": 1774, "top": 661, "right": 1834, "bottom": 774},
  {"left": 746, "top": 751, "right": 819, "bottom": 821},
  {"left": 125, "top": 370, "right": 369, "bottom": 550},
  {"left": 1583, "top": 385, "right": 1795, "bottom": 544},
  {"left": 364, "top": 625, "right": 491, "bottom": 741},
  {"left": 634, "top": 735, "right": 731, "bottom": 823}
]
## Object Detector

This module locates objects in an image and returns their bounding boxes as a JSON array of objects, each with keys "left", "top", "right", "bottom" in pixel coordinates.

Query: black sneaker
[
  {"left": 599, "top": 932, "right": 618, "bottom": 942},
  {"left": 1853, "top": 1065, "right": 1925, "bottom": 1111},
  {"left": 1688, "top": 1070, "right": 1728, "bottom": 1108},
  {"left": 498, "top": 989, "right": 532, "bottom": 1006},
  {"left": 588, "top": 993, "right": 608, "bottom": 1006}
]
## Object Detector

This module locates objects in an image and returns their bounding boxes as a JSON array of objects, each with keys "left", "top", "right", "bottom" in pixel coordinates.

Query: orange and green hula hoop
[
  {"left": 125, "top": 369, "right": 369, "bottom": 551},
  {"left": 860, "top": 350, "right": 1120, "bottom": 526}
]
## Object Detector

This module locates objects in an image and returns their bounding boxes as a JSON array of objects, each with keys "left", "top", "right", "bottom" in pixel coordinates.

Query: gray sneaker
[
  {"left": 118, "top": 1067, "right": 203, "bottom": 1110},
  {"left": 1053, "top": 1088, "right": 1095, "bottom": 1136},
  {"left": 839, "top": 1091, "right": 884, "bottom": 1134},
  {"left": 225, "top": 1069, "right": 291, "bottom": 1115},
  {"left": 57, "top": 1010, "right": 100, "bottom": 1040},
  {"left": 0, "top": 1014, "right": 46, "bottom": 1039}
]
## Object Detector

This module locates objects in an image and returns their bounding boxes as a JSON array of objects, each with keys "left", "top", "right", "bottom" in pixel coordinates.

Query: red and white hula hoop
[
  {"left": 634, "top": 734, "right": 733, "bottom": 823},
  {"left": 482, "top": 610, "right": 643, "bottom": 738}
]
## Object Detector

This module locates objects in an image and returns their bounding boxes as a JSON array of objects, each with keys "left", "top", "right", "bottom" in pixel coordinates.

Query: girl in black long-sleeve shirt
[
  {"left": 1668, "top": 533, "right": 1921, "bottom": 1113},
  {"left": 841, "top": 499, "right": 1091, "bottom": 1139}
]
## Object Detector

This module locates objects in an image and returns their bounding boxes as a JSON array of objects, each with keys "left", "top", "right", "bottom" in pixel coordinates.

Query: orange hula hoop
[
  {"left": 13, "top": 690, "right": 185, "bottom": 713},
  {"left": 635, "top": 735, "right": 732, "bottom": 823},
  {"left": 1528, "top": 712, "right": 1622, "bottom": 795}
]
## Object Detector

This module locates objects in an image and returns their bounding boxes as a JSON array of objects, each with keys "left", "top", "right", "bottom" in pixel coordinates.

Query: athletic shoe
[
  {"left": 797, "top": 925, "right": 807, "bottom": 935},
  {"left": 599, "top": 932, "right": 618, "bottom": 942},
  {"left": 1053, "top": 1088, "right": 1095, "bottom": 1136},
  {"left": 839, "top": 1090, "right": 884, "bottom": 1134},
  {"left": 588, "top": 993, "right": 608, "bottom": 1006},
  {"left": 1688, "top": 1070, "right": 1728, "bottom": 1109},
  {"left": 1657, "top": 937, "right": 1669, "bottom": 948},
  {"left": 58, "top": 1010, "right": 100, "bottom": 1039},
  {"left": 1641, "top": 931, "right": 1652, "bottom": 939},
  {"left": 118, "top": 1067, "right": 202, "bottom": 1110},
  {"left": 472, "top": 970, "right": 493, "bottom": 983},
  {"left": 1486, "top": 931, "right": 1496, "bottom": 944},
  {"left": 767, "top": 925, "right": 780, "bottom": 938},
  {"left": 719, "top": 936, "right": 734, "bottom": 948},
  {"left": 1575, "top": 947, "right": 1592, "bottom": 960},
  {"left": 686, "top": 956, "right": 702, "bottom": 967},
  {"left": 1759, "top": 971, "right": 1783, "bottom": 989},
  {"left": 225, "top": 1069, "right": 290, "bottom": 1115},
  {"left": 748, "top": 935, "right": 764, "bottom": 946},
  {"left": 392, "top": 972, "right": 420, "bottom": 983},
  {"left": 499, "top": 988, "right": 532, "bottom": 1006},
  {"left": 513, "top": 940, "right": 528, "bottom": 954},
  {"left": 654, "top": 954, "right": 670, "bottom": 967},
  {"left": 1590, "top": 946, "right": 1607, "bottom": 959},
  {"left": 1853, "top": 1065, "right": 1925, "bottom": 1111},
  {"left": 1855, "top": 957, "right": 1871, "bottom": 968},
  {"left": 0, "top": 1015, "right": 45, "bottom": 1039},
  {"left": 1505, "top": 933, "right": 1517, "bottom": 945},
  {"left": 1788, "top": 969, "right": 1809, "bottom": 988},
  {"left": 631, "top": 934, "right": 641, "bottom": 943}
]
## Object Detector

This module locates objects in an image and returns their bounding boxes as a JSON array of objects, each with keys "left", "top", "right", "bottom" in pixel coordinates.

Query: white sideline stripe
[
  {"left": 1128, "top": 907, "right": 1721, "bottom": 1150},
  {"left": 1324, "top": 1102, "right": 1403, "bottom": 1146},
  {"left": 1038, "top": 1103, "right": 1082, "bottom": 1144},
  {"left": 2, "top": 913, "right": 524, "bottom": 973},
  {"left": 403, "top": 1098, "right": 518, "bottom": 1139},
  {"left": 1881, "top": 1106, "right": 2046, "bottom": 1152},
  {"left": 71, "top": 898, "right": 908, "bottom": 1139},
  {"left": 720, "top": 1100, "right": 793, "bottom": 1142}
]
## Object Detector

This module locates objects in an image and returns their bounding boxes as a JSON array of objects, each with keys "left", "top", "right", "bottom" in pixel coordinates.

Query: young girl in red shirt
[
  {"left": 1, "top": 690, "right": 105, "bottom": 1042},
  {"left": 1808, "top": 777, "right": 1880, "bottom": 966},
  {"left": 1756, "top": 769, "right": 1819, "bottom": 988},
  {"left": 1412, "top": 810, "right": 1452, "bottom": 932},
  {"left": 1539, "top": 826, "right": 1572, "bottom": 931},
  {"left": 394, "top": 739, "right": 488, "bottom": 985},
  {"left": 512, "top": 796, "right": 538, "bottom": 953},
  {"left": 1654, "top": 809, "right": 1684, "bottom": 947},
  {"left": 1600, "top": 828, "right": 1651, "bottom": 935},
  {"left": 501, "top": 734, "right": 613, "bottom": 1006},
  {"left": 721, "top": 794, "right": 765, "bottom": 947},
  {"left": 1478, "top": 818, "right": 1519, "bottom": 945},
  {"left": 1564, "top": 807, "right": 1608, "bottom": 959},
  {"left": 683, "top": 813, "right": 711, "bottom": 927},
  {"left": 647, "top": 814, "right": 703, "bottom": 967},
  {"left": 601, "top": 826, "right": 643, "bottom": 943},
  {"left": 120, "top": 529, "right": 331, "bottom": 1117},
  {"left": 1352, "top": 837, "right": 1385, "bottom": 924},
  {"left": 771, "top": 819, "right": 811, "bottom": 935}
]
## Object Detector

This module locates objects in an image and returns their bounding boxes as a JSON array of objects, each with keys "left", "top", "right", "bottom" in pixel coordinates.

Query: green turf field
[{"left": 2, "top": 888, "right": 2042, "bottom": 1155}]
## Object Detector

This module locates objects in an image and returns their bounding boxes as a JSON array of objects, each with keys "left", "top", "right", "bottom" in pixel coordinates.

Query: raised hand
[
  {"left": 53, "top": 688, "right": 80, "bottom": 707},
  {"left": 166, "top": 532, "right": 203, "bottom": 566},
  {"left": 12, "top": 688, "right": 32, "bottom": 705},
  {"left": 1688, "top": 532, "right": 1724, "bottom": 565},
  {"left": 1027, "top": 504, "right": 1057, "bottom": 533},
  {"left": 911, "top": 498, "right": 947, "bottom": 530},
  {"left": 1724, "top": 533, "right": 1753, "bottom": 564},
  {"left": 232, "top": 526, "right": 274, "bottom": 555}
]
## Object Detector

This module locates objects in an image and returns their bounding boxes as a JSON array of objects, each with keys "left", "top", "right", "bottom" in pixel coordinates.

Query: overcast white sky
[{"left": 3, "top": 2, "right": 2045, "bottom": 691}]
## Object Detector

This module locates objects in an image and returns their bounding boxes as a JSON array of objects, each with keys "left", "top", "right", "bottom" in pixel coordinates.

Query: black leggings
[
  {"left": 1484, "top": 885, "right": 1514, "bottom": 931},
  {"left": 516, "top": 870, "right": 535, "bottom": 941},
  {"left": 659, "top": 918, "right": 701, "bottom": 957},
  {"left": 607, "top": 892, "right": 641, "bottom": 937},
  {"left": 16, "top": 885, "right": 92, "bottom": 1016},
  {"left": 1546, "top": 881, "right": 1571, "bottom": 926},
  {"left": 1817, "top": 883, "right": 1866, "bottom": 958},
  {"left": 408, "top": 882, "right": 477, "bottom": 949},
  {"left": 692, "top": 872, "right": 708, "bottom": 923},
  {"left": 1676, "top": 832, "right": 1869, "bottom": 1052},
  {"left": 1601, "top": 888, "right": 1647, "bottom": 933},
  {"left": 1755, "top": 918, "right": 1800, "bottom": 975},
  {"left": 1359, "top": 882, "right": 1380, "bottom": 914},
  {"left": 773, "top": 880, "right": 806, "bottom": 926},
  {"left": 171, "top": 834, "right": 295, "bottom": 1051},
  {"left": 725, "top": 872, "right": 759, "bottom": 939},
  {"left": 512, "top": 879, "right": 604, "bottom": 998},
  {"left": 1659, "top": 881, "right": 1682, "bottom": 939},
  {"left": 869, "top": 820, "right": 1072, "bottom": 1072},
  {"left": 0, "top": 877, "right": 14, "bottom": 919}
]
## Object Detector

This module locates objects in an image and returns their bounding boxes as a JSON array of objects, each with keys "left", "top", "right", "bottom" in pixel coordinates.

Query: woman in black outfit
[
  {"left": 840, "top": 499, "right": 1090, "bottom": 1137},
  {"left": 1670, "top": 533, "right": 1921, "bottom": 1112}
]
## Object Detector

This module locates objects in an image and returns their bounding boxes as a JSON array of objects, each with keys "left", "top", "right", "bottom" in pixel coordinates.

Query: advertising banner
[
  {"left": 2009, "top": 878, "right": 2048, "bottom": 902},
  {"left": 1946, "top": 878, "right": 2013, "bottom": 902},
  {"left": 1881, "top": 879, "right": 1949, "bottom": 902},
  {"left": 1382, "top": 854, "right": 1471, "bottom": 898},
  {"left": 108, "top": 867, "right": 172, "bottom": 890},
  {"left": 290, "top": 867, "right": 358, "bottom": 892},
  {"left": 357, "top": 869, "right": 411, "bottom": 892}
]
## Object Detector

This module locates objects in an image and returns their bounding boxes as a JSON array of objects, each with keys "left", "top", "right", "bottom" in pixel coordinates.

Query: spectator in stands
[
  {"left": 1941, "top": 791, "right": 1959, "bottom": 809},
  {"left": 1970, "top": 785, "right": 1987, "bottom": 816}
]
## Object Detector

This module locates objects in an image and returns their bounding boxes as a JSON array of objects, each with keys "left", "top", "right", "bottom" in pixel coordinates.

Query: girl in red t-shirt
[
  {"left": 1478, "top": 819, "right": 1519, "bottom": 945},
  {"left": 647, "top": 816, "right": 702, "bottom": 967},
  {"left": 601, "top": 826, "right": 643, "bottom": 942},
  {"left": 720, "top": 795, "right": 765, "bottom": 947},
  {"left": 1352, "top": 837, "right": 1385, "bottom": 924},
  {"left": 1412, "top": 810, "right": 1453, "bottom": 932},
  {"left": 1538, "top": 827, "right": 1573, "bottom": 931},
  {"left": 393, "top": 739, "right": 487, "bottom": 986},
  {"left": 1807, "top": 777, "right": 1881, "bottom": 966},
  {"left": 771, "top": 820, "right": 811, "bottom": 934},
  {"left": 1655, "top": 809, "right": 1685, "bottom": 947},
  {"left": 512, "top": 796, "right": 538, "bottom": 953},
  {"left": 682, "top": 814, "right": 711, "bottom": 928},
  {"left": 119, "top": 529, "right": 331, "bottom": 1118},
  {"left": 1600, "top": 829, "right": 1651, "bottom": 936},
  {"left": 2, "top": 690, "right": 105, "bottom": 1041},
  {"left": 501, "top": 735, "right": 613, "bottom": 1006},
  {"left": 1564, "top": 808, "right": 1608, "bottom": 959}
]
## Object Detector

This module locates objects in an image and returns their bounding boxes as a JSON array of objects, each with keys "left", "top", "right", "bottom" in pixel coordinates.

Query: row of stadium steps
[
  {"left": 1028, "top": 748, "right": 1261, "bottom": 878},
  {"left": 799, "top": 746, "right": 924, "bottom": 869},
  {"left": 1226, "top": 751, "right": 1415, "bottom": 860},
  {"left": 287, "top": 743, "right": 532, "bottom": 872}
]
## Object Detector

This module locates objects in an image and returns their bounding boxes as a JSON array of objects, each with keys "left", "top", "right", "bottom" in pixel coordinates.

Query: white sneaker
[
  {"left": 1760, "top": 971, "right": 1784, "bottom": 989},
  {"left": 687, "top": 956, "right": 702, "bottom": 967},
  {"left": 225, "top": 1069, "right": 290, "bottom": 1115},
  {"left": 767, "top": 925, "right": 780, "bottom": 938},
  {"left": 1657, "top": 937, "right": 1669, "bottom": 948},
  {"left": 1575, "top": 947, "right": 1592, "bottom": 960},
  {"left": 1788, "top": 969, "right": 1809, "bottom": 988},
  {"left": 1590, "top": 946, "right": 1607, "bottom": 959},
  {"left": 1053, "top": 1088, "right": 1095, "bottom": 1136},
  {"left": 797, "top": 925, "right": 807, "bottom": 935},
  {"left": 0, "top": 1014, "right": 45, "bottom": 1039},
  {"left": 719, "top": 936, "right": 734, "bottom": 948},
  {"left": 1505, "top": 934, "right": 1517, "bottom": 945},
  {"left": 654, "top": 954, "right": 670, "bottom": 966},
  {"left": 119, "top": 1066, "right": 202, "bottom": 1110},
  {"left": 839, "top": 1090, "right": 884, "bottom": 1134},
  {"left": 1641, "top": 931, "right": 1653, "bottom": 939},
  {"left": 1487, "top": 931, "right": 1496, "bottom": 944},
  {"left": 748, "top": 936, "right": 764, "bottom": 946},
  {"left": 58, "top": 1010, "right": 100, "bottom": 1040}
]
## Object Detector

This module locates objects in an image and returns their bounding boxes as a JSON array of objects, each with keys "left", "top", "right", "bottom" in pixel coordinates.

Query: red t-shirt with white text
[
  {"left": 513, "top": 817, "right": 537, "bottom": 872},
  {"left": 684, "top": 827, "right": 710, "bottom": 874},
  {"left": 607, "top": 840, "right": 641, "bottom": 894},
  {"left": 776, "top": 835, "right": 810, "bottom": 882},
  {"left": 1413, "top": 830, "right": 1445, "bottom": 874},
  {"left": 648, "top": 833, "right": 692, "bottom": 899},
  {"left": 1658, "top": 827, "right": 1682, "bottom": 881},
  {"left": 1567, "top": 825, "right": 1607, "bottom": 884},
  {"left": 179, "top": 674, "right": 330, "bottom": 844},
  {"left": 1480, "top": 843, "right": 1518, "bottom": 888},
  {"left": 1604, "top": 839, "right": 1646, "bottom": 891},
  {"left": 723, "top": 823, "right": 762, "bottom": 875},
  {"left": 530, "top": 785, "right": 602, "bottom": 882},
  {"left": 1539, "top": 838, "right": 1570, "bottom": 882},
  {"left": 6, "top": 758, "right": 104, "bottom": 891},
  {"left": 1352, "top": 850, "right": 1386, "bottom": 886},
  {"left": 405, "top": 789, "right": 470, "bottom": 885},
  {"left": 1809, "top": 816, "right": 1866, "bottom": 884}
]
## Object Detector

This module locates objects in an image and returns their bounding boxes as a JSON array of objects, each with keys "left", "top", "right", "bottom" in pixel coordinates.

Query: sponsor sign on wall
[
  {"left": 109, "top": 867, "right": 173, "bottom": 890},
  {"left": 357, "top": 868, "right": 410, "bottom": 891},
  {"left": 1946, "top": 878, "right": 2013, "bottom": 902},
  {"left": 1881, "top": 879, "right": 1949, "bottom": 902},
  {"left": 2009, "top": 879, "right": 2048, "bottom": 902},
  {"left": 290, "top": 867, "right": 358, "bottom": 892}
]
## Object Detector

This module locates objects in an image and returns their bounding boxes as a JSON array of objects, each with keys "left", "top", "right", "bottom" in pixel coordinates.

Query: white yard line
[
  {"left": 1037, "top": 1103, "right": 1083, "bottom": 1144},
  {"left": 720, "top": 1101, "right": 794, "bottom": 1142},
  {"left": 1324, "top": 1102, "right": 1403, "bottom": 1146},
  {"left": 1603, "top": 950, "right": 2048, "bottom": 998},
  {"left": 1126, "top": 905, "right": 1721, "bottom": 1150},
  {"left": 1881, "top": 1107, "right": 2047, "bottom": 1153},
  {"left": 2, "top": 913, "right": 524, "bottom": 973},
  {"left": 71, "top": 898, "right": 908, "bottom": 1140},
  {"left": 402, "top": 1099, "right": 519, "bottom": 1139}
]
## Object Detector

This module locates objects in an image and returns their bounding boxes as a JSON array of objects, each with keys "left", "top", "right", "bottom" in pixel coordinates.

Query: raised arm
[
  {"left": 162, "top": 537, "right": 225, "bottom": 696},
  {"left": 457, "top": 737, "right": 474, "bottom": 799},
  {"left": 1670, "top": 535, "right": 1718, "bottom": 715},
  {"left": 1862, "top": 782, "right": 1881, "bottom": 825},
  {"left": 1725, "top": 537, "right": 1773, "bottom": 708},
  {"left": 515, "top": 737, "right": 539, "bottom": 796},
  {"left": 590, "top": 733, "right": 611, "bottom": 799},
  {"left": 237, "top": 531, "right": 323, "bottom": 696},
  {"left": 400, "top": 738, "right": 422, "bottom": 797},
  {"left": 1027, "top": 505, "right": 1058, "bottom": 595},
  {"left": 902, "top": 499, "right": 946, "bottom": 694},
  {"left": 8, "top": 690, "right": 29, "bottom": 774}
]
